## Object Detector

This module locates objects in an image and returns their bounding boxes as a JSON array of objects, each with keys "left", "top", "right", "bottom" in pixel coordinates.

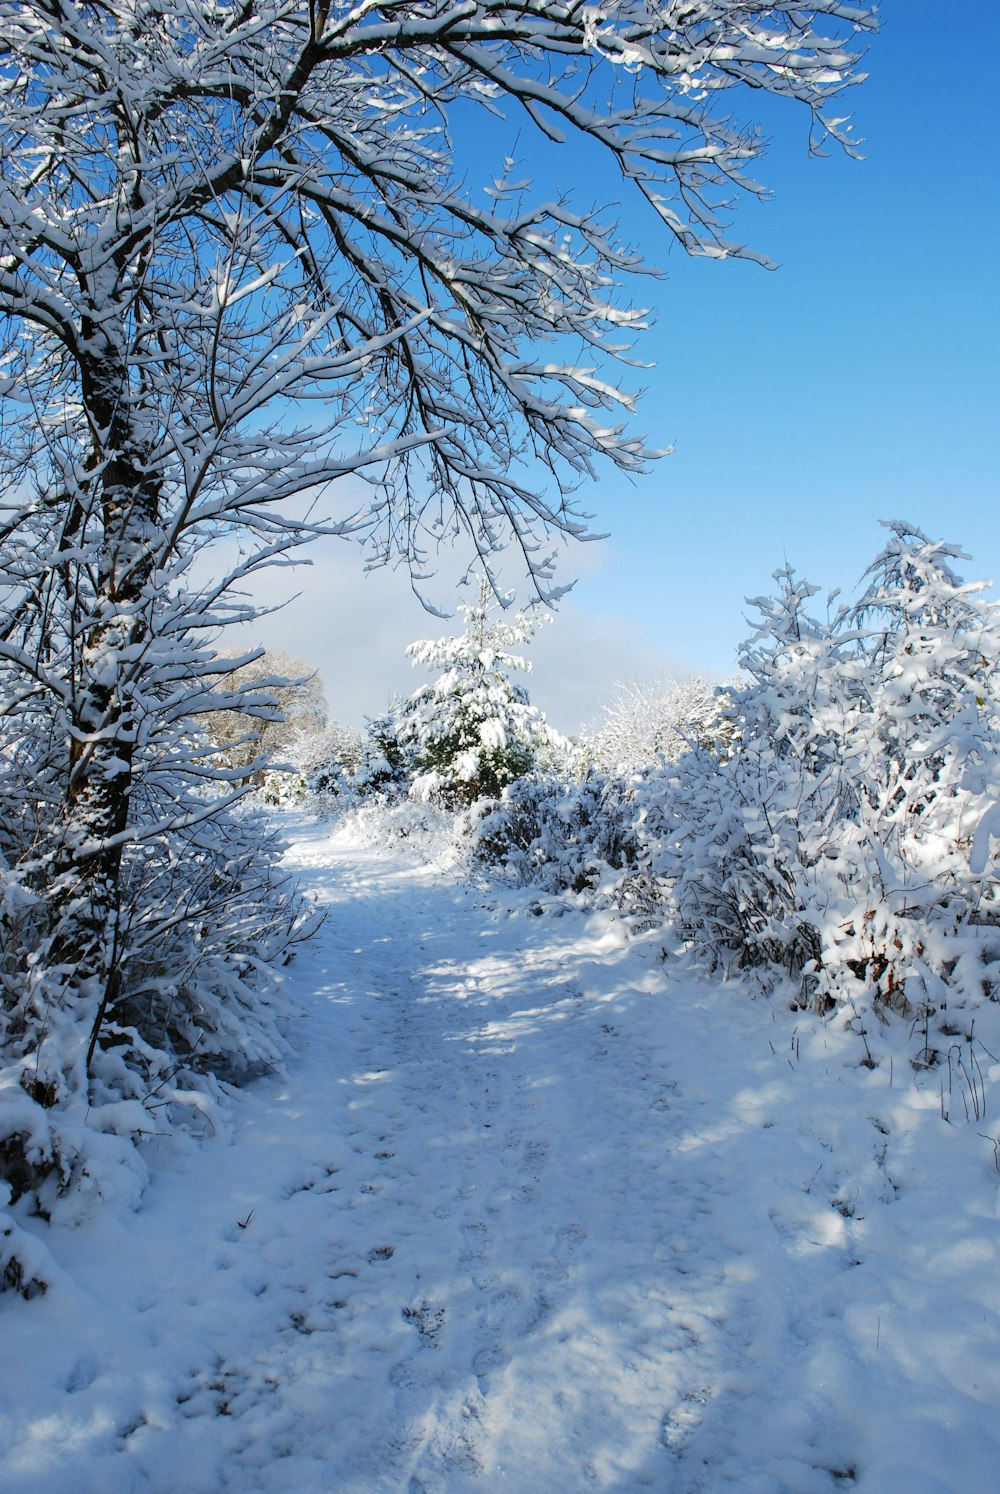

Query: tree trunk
[{"left": 44, "top": 340, "right": 160, "bottom": 1074}]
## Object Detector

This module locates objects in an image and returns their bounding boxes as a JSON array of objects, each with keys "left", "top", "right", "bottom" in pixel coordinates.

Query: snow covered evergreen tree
[
  {"left": 351, "top": 709, "right": 413, "bottom": 797},
  {"left": 397, "top": 583, "right": 559, "bottom": 805}
]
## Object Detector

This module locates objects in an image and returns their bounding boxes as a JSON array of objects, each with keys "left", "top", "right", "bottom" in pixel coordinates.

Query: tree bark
[{"left": 46, "top": 337, "right": 160, "bottom": 1071}]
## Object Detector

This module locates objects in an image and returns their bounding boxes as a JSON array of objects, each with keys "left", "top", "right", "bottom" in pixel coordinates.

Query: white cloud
[{"left": 201, "top": 533, "right": 702, "bottom": 737}]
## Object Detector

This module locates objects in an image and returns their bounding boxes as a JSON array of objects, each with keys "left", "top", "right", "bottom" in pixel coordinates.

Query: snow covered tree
[
  {"left": 203, "top": 651, "right": 328, "bottom": 774},
  {"left": 397, "top": 583, "right": 559, "bottom": 803},
  {"left": 661, "top": 566, "right": 854, "bottom": 977},
  {"left": 350, "top": 708, "right": 412, "bottom": 797},
  {"left": 0, "top": 0, "right": 874, "bottom": 1193},
  {"left": 832, "top": 523, "right": 1000, "bottom": 1006},
  {"left": 848, "top": 522, "right": 1000, "bottom": 843},
  {"left": 589, "top": 675, "right": 732, "bottom": 774}
]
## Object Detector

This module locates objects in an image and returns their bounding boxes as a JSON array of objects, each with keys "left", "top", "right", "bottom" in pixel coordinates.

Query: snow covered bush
[
  {"left": 338, "top": 792, "right": 464, "bottom": 871},
  {"left": 100, "top": 809, "right": 313, "bottom": 1082},
  {"left": 298, "top": 722, "right": 365, "bottom": 801},
  {"left": 658, "top": 523, "right": 1000, "bottom": 1019},
  {"left": 468, "top": 772, "right": 640, "bottom": 898},
  {"left": 394, "top": 584, "right": 564, "bottom": 806},
  {"left": 0, "top": 692, "right": 317, "bottom": 1227},
  {"left": 588, "top": 675, "right": 734, "bottom": 774},
  {"left": 350, "top": 709, "right": 414, "bottom": 799},
  {"left": 255, "top": 720, "right": 365, "bottom": 808},
  {"left": 654, "top": 566, "right": 850, "bottom": 979}
]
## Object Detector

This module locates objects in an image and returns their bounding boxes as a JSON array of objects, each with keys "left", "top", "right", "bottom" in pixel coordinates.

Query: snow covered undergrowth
[{"left": 2, "top": 816, "right": 999, "bottom": 1493}]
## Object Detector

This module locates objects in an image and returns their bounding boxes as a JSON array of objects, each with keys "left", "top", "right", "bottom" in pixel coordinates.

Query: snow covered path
[{"left": 3, "top": 818, "right": 1000, "bottom": 1492}]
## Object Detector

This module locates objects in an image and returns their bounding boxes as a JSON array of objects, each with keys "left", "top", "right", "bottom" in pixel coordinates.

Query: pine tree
[{"left": 397, "top": 583, "right": 559, "bottom": 805}]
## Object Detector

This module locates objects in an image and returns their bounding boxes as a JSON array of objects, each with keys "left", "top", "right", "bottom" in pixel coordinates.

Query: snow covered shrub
[
  {"left": 468, "top": 772, "right": 639, "bottom": 897},
  {"left": 1, "top": 1205, "right": 48, "bottom": 1298},
  {"left": 252, "top": 720, "right": 365, "bottom": 808},
  {"left": 658, "top": 523, "right": 1000, "bottom": 1018},
  {"left": 339, "top": 792, "right": 464, "bottom": 871},
  {"left": 823, "top": 523, "right": 1000, "bottom": 1007},
  {"left": 657, "top": 567, "right": 852, "bottom": 978},
  {"left": 0, "top": 704, "right": 316, "bottom": 1212},
  {"left": 535, "top": 727, "right": 591, "bottom": 782},
  {"left": 395, "top": 582, "right": 563, "bottom": 806},
  {"left": 105, "top": 807, "right": 312, "bottom": 1081},
  {"left": 350, "top": 709, "right": 413, "bottom": 798},
  {"left": 588, "top": 675, "right": 734, "bottom": 774},
  {"left": 257, "top": 767, "right": 309, "bottom": 807},
  {"left": 299, "top": 721, "right": 365, "bottom": 800}
]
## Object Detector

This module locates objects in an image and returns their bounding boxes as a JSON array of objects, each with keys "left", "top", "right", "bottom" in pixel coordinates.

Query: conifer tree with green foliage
[{"left": 397, "top": 583, "right": 560, "bottom": 805}]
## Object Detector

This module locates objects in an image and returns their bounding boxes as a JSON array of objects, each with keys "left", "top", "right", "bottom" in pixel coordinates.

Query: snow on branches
[
  {"left": 394, "top": 581, "right": 561, "bottom": 804},
  {"left": 587, "top": 675, "right": 733, "bottom": 775}
]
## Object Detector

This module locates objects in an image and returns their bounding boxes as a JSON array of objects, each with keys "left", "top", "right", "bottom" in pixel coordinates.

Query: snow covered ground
[{"left": 2, "top": 815, "right": 1000, "bottom": 1493}]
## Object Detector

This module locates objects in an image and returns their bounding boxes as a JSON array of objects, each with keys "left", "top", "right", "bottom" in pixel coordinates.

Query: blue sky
[
  {"left": 576, "top": 0, "right": 999, "bottom": 686},
  {"left": 242, "top": 2, "right": 1000, "bottom": 733}
]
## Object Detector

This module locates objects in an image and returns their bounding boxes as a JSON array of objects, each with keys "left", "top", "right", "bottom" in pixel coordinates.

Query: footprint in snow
[
  {"left": 659, "top": 1386, "right": 714, "bottom": 1452},
  {"left": 65, "top": 1354, "right": 98, "bottom": 1394},
  {"left": 555, "top": 1221, "right": 587, "bottom": 1260},
  {"left": 458, "top": 1220, "right": 490, "bottom": 1265},
  {"left": 473, "top": 1339, "right": 513, "bottom": 1395},
  {"left": 402, "top": 1302, "right": 447, "bottom": 1346}
]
